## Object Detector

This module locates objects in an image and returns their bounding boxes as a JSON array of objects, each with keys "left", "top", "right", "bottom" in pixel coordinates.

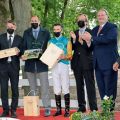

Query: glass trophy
[
  {"left": 24, "top": 40, "right": 43, "bottom": 59},
  {"left": 24, "top": 49, "right": 42, "bottom": 59}
]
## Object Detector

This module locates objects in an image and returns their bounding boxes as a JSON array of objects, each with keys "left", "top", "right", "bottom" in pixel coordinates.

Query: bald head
[{"left": 31, "top": 16, "right": 40, "bottom": 29}]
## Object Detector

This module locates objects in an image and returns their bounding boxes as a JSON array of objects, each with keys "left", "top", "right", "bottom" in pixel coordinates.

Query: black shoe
[
  {"left": 0, "top": 111, "right": 9, "bottom": 117},
  {"left": 11, "top": 110, "right": 17, "bottom": 118},
  {"left": 77, "top": 107, "right": 86, "bottom": 113},
  {"left": 64, "top": 111, "right": 70, "bottom": 117},
  {"left": 53, "top": 110, "right": 62, "bottom": 116}
]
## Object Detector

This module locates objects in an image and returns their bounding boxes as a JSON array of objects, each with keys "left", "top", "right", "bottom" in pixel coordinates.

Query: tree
[
  {"left": 31, "top": 0, "right": 120, "bottom": 37},
  {"left": 0, "top": 0, "right": 10, "bottom": 33},
  {"left": 0, "top": 0, "right": 32, "bottom": 35}
]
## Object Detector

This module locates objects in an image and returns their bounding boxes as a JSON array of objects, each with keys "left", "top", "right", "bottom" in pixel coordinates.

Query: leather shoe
[
  {"left": 77, "top": 107, "right": 86, "bottom": 113},
  {"left": 0, "top": 111, "right": 9, "bottom": 117},
  {"left": 53, "top": 110, "right": 62, "bottom": 116},
  {"left": 11, "top": 110, "right": 17, "bottom": 118},
  {"left": 64, "top": 111, "right": 70, "bottom": 117}
]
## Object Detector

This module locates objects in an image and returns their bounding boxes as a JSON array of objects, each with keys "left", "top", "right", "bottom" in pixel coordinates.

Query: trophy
[
  {"left": 24, "top": 49, "right": 42, "bottom": 59},
  {"left": 23, "top": 39, "right": 44, "bottom": 59}
]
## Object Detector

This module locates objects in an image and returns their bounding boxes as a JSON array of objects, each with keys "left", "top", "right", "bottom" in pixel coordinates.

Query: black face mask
[
  {"left": 7, "top": 29, "right": 14, "bottom": 34},
  {"left": 31, "top": 23, "right": 39, "bottom": 29},
  {"left": 77, "top": 21, "right": 85, "bottom": 28},
  {"left": 54, "top": 32, "right": 61, "bottom": 37}
]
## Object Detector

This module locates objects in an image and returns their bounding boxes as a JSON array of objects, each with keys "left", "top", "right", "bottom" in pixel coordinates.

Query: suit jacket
[
  {"left": 92, "top": 22, "right": 119, "bottom": 70},
  {"left": 71, "top": 28, "right": 93, "bottom": 70},
  {"left": 117, "top": 57, "right": 120, "bottom": 64},
  {"left": 23, "top": 27, "right": 50, "bottom": 72},
  {"left": 0, "top": 33, "right": 23, "bottom": 71}
]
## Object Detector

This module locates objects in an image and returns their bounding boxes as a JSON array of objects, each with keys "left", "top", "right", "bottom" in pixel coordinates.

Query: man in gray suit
[{"left": 21, "top": 16, "right": 51, "bottom": 117}]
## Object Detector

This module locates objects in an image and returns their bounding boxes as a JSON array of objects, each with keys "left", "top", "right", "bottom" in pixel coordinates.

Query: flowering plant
[{"left": 70, "top": 95, "right": 114, "bottom": 120}]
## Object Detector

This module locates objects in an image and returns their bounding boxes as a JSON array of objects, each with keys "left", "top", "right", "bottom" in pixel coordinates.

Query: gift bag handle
[{"left": 27, "top": 90, "right": 36, "bottom": 96}]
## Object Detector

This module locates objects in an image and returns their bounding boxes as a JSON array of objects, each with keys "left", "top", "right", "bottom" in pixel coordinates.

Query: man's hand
[
  {"left": 81, "top": 32, "right": 91, "bottom": 42},
  {"left": 15, "top": 48, "right": 20, "bottom": 56},
  {"left": 113, "top": 62, "right": 119, "bottom": 71},
  {"left": 58, "top": 54, "right": 66, "bottom": 60},
  {"left": 70, "top": 31, "right": 76, "bottom": 41},
  {"left": 78, "top": 34, "right": 83, "bottom": 44},
  {"left": 21, "top": 55, "right": 28, "bottom": 61}
]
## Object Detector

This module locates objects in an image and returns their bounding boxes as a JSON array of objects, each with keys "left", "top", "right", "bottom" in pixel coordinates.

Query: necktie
[
  {"left": 8, "top": 35, "right": 12, "bottom": 48},
  {"left": 8, "top": 35, "right": 12, "bottom": 62},
  {"left": 97, "top": 26, "right": 102, "bottom": 36},
  {"left": 34, "top": 31, "right": 38, "bottom": 40}
]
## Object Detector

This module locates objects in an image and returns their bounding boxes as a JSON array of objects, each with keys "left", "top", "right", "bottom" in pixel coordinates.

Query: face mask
[
  {"left": 7, "top": 29, "right": 14, "bottom": 34},
  {"left": 77, "top": 20, "right": 85, "bottom": 28},
  {"left": 54, "top": 32, "right": 61, "bottom": 37},
  {"left": 31, "top": 23, "right": 39, "bottom": 29}
]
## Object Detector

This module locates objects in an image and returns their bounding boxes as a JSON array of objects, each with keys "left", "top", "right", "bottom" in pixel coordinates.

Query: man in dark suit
[
  {"left": 21, "top": 16, "right": 51, "bottom": 117},
  {"left": 70, "top": 14, "right": 98, "bottom": 112},
  {"left": 0, "top": 20, "right": 23, "bottom": 118},
  {"left": 82, "top": 9, "right": 118, "bottom": 110}
]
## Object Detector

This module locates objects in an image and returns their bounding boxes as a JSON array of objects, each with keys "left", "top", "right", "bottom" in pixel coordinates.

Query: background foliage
[{"left": 31, "top": 0, "right": 120, "bottom": 38}]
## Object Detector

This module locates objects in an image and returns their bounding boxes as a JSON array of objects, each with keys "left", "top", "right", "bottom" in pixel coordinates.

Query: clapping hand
[
  {"left": 81, "top": 32, "right": 92, "bottom": 43},
  {"left": 58, "top": 54, "right": 66, "bottom": 60},
  {"left": 70, "top": 31, "right": 76, "bottom": 41}
]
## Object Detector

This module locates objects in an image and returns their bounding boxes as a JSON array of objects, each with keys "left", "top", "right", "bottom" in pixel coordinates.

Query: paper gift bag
[
  {"left": 23, "top": 96, "right": 40, "bottom": 116},
  {"left": 40, "top": 43, "right": 64, "bottom": 68}
]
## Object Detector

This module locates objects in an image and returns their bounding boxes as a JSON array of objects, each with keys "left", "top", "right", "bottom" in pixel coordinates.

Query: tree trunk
[
  {"left": 0, "top": 0, "right": 10, "bottom": 33},
  {"left": 43, "top": 0, "right": 49, "bottom": 27},
  {"left": 11, "top": 0, "right": 32, "bottom": 35},
  {"left": 60, "top": 0, "right": 69, "bottom": 21},
  {"left": 0, "top": 0, "right": 31, "bottom": 35}
]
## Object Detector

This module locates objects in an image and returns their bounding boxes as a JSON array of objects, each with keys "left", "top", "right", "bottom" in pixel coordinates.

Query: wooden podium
[{"left": 40, "top": 43, "right": 64, "bottom": 68}]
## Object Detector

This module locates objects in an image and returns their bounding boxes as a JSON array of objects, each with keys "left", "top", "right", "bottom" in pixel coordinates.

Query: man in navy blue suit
[{"left": 81, "top": 9, "right": 119, "bottom": 110}]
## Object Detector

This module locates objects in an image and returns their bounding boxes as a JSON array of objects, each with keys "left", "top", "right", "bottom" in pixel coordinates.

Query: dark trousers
[
  {"left": 73, "top": 69, "right": 97, "bottom": 111},
  {"left": 95, "top": 67, "right": 118, "bottom": 100},
  {"left": 0, "top": 63, "right": 19, "bottom": 111}
]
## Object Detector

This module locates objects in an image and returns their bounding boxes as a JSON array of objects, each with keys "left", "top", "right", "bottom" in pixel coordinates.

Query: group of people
[{"left": 0, "top": 8, "right": 119, "bottom": 118}]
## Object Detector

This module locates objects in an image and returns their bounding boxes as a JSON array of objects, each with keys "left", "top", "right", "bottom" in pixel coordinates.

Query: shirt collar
[
  {"left": 32, "top": 26, "right": 40, "bottom": 32},
  {"left": 100, "top": 22, "right": 107, "bottom": 28},
  {"left": 79, "top": 26, "right": 86, "bottom": 33},
  {"left": 79, "top": 26, "right": 86, "bottom": 31},
  {"left": 7, "top": 32, "right": 15, "bottom": 38},
  {"left": 55, "top": 35, "right": 62, "bottom": 40}
]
